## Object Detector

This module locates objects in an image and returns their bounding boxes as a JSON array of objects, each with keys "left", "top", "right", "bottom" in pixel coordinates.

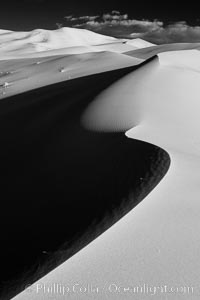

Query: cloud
[
  {"left": 140, "top": 22, "right": 200, "bottom": 44},
  {"left": 111, "top": 10, "right": 120, "bottom": 15},
  {"left": 64, "top": 15, "right": 99, "bottom": 22},
  {"left": 102, "top": 13, "right": 128, "bottom": 21},
  {"left": 64, "top": 15, "right": 74, "bottom": 21},
  {"left": 63, "top": 11, "right": 200, "bottom": 44}
]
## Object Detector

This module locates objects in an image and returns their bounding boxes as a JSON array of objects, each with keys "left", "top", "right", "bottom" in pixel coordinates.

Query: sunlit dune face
[
  {"left": 82, "top": 50, "right": 200, "bottom": 155},
  {"left": 81, "top": 57, "right": 158, "bottom": 132}
]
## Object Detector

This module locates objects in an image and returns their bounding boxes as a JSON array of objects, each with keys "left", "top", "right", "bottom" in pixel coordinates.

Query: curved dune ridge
[
  {"left": 76, "top": 49, "right": 200, "bottom": 300},
  {"left": 0, "top": 27, "right": 198, "bottom": 299},
  {"left": 83, "top": 49, "right": 200, "bottom": 154}
]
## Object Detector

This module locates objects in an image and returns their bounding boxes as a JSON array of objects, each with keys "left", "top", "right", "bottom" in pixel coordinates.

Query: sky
[{"left": 0, "top": 0, "right": 200, "bottom": 43}]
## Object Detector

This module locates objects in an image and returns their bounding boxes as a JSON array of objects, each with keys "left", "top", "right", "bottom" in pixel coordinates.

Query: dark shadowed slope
[{"left": 0, "top": 65, "right": 170, "bottom": 299}]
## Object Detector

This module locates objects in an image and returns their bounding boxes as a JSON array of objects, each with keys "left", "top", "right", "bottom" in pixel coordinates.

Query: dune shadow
[{"left": 0, "top": 64, "right": 170, "bottom": 299}]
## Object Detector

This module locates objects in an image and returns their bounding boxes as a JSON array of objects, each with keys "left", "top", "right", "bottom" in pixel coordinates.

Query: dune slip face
[{"left": 0, "top": 65, "right": 169, "bottom": 299}]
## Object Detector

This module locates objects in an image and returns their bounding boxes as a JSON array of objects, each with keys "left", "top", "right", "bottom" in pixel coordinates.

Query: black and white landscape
[{"left": 0, "top": 2, "right": 200, "bottom": 300}]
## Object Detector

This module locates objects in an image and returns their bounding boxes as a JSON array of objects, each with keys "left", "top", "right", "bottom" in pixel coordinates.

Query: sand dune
[
  {"left": 0, "top": 51, "right": 141, "bottom": 99},
  {"left": 0, "top": 42, "right": 138, "bottom": 59},
  {"left": 0, "top": 28, "right": 158, "bottom": 60},
  {"left": 126, "top": 42, "right": 200, "bottom": 59},
  {"left": 14, "top": 50, "right": 200, "bottom": 300},
  {"left": 0, "top": 28, "right": 141, "bottom": 59},
  {"left": 126, "top": 38, "right": 155, "bottom": 48},
  {"left": 0, "top": 25, "right": 145, "bottom": 98},
  {"left": 33, "top": 49, "right": 199, "bottom": 300},
  {"left": 0, "top": 27, "right": 116, "bottom": 53},
  {"left": 0, "top": 27, "right": 199, "bottom": 299},
  {"left": 0, "top": 64, "right": 170, "bottom": 300}
]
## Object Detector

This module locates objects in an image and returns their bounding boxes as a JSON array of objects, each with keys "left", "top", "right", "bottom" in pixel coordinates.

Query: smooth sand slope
[
  {"left": 13, "top": 49, "right": 200, "bottom": 300},
  {"left": 0, "top": 51, "right": 141, "bottom": 99}
]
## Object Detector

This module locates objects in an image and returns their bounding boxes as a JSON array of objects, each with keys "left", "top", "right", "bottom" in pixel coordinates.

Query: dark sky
[{"left": 0, "top": 0, "right": 199, "bottom": 30}]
